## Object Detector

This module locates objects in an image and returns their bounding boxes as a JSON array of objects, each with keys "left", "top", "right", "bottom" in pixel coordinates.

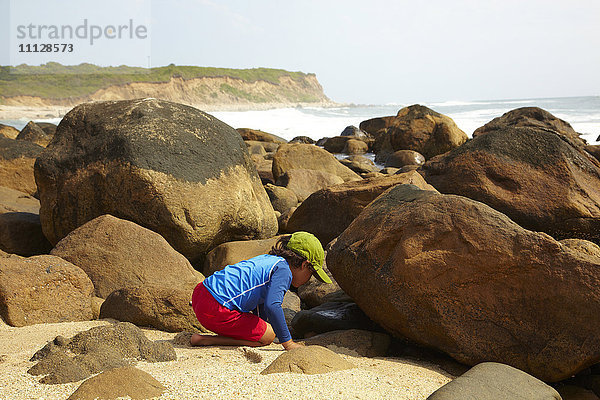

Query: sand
[{"left": 0, "top": 318, "right": 453, "bottom": 400}]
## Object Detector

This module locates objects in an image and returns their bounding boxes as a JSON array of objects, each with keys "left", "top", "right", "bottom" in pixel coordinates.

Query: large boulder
[
  {"left": 0, "top": 255, "right": 93, "bottom": 326},
  {"left": 16, "top": 121, "right": 52, "bottom": 147},
  {"left": 275, "top": 169, "right": 344, "bottom": 202},
  {"left": 422, "top": 126, "right": 600, "bottom": 243},
  {"left": 51, "top": 215, "right": 203, "bottom": 298},
  {"left": 236, "top": 128, "right": 286, "bottom": 143},
  {"left": 428, "top": 362, "right": 561, "bottom": 400},
  {"left": 0, "top": 212, "right": 52, "bottom": 256},
  {"left": 0, "top": 123, "right": 19, "bottom": 139},
  {"left": 0, "top": 137, "right": 44, "bottom": 196},
  {"left": 34, "top": 99, "right": 278, "bottom": 262},
  {"left": 286, "top": 171, "right": 436, "bottom": 245},
  {"left": 473, "top": 106, "right": 585, "bottom": 147},
  {"left": 203, "top": 236, "right": 282, "bottom": 276},
  {"left": 99, "top": 286, "right": 207, "bottom": 333},
  {"left": 272, "top": 143, "right": 361, "bottom": 183},
  {"left": 327, "top": 184, "right": 600, "bottom": 382},
  {"left": 365, "top": 105, "right": 467, "bottom": 159}
]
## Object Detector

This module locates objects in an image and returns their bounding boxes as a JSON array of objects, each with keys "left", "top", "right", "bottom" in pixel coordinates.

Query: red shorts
[{"left": 191, "top": 282, "right": 267, "bottom": 342}]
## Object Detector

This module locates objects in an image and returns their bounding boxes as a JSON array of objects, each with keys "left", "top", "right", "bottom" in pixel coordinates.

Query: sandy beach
[{"left": 0, "top": 318, "right": 453, "bottom": 400}]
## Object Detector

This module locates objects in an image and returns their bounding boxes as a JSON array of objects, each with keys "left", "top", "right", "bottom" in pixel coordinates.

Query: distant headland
[{"left": 0, "top": 63, "right": 334, "bottom": 116}]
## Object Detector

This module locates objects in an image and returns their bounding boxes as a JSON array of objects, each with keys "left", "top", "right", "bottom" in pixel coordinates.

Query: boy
[{"left": 190, "top": 231, "right": 331, "bottom": 350}]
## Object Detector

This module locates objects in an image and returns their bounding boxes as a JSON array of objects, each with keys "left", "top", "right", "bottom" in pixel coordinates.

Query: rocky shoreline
[{"left": 2, "top": 99, "right": 600, "bottom": 399}]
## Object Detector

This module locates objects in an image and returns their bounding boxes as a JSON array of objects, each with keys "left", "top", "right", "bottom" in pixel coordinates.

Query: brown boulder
[
  {"left": 246, "top": 141, "right": 267, "bottom": 156},
  {"left": 252, "top": 156, "right": 274, "bottom": 184},
  {"left": 264, "top": 183, "right": 298, "bottom": 214},
  {"left": 473, "top": 106, "right": 585, "bottom": 147},
  {"left": 51, "top": 215, "right": 202, "bottom": 298},
  {"left": 99, "top": 286, "right": 207, "bottom": 333},
  {"left": 0, "top": 137, "right": 44, "bottom": 196},
  {"left": 16, "top": 121, "right": 52, "bottom": 147},
  {"left": 342, "top": 138, "right": 368, "bottom": 155},
  {"left": 67, "top": 366, "right": 165, "bottom": 400},
  {"left": 261, "top": 346, "right": 355, "bottom": 375},
  {"left": 0, "top": 255, "right": 93, "bottom": 326},
  {"left": 323, "top": 136, "right": 351, "bottom": 153},
  {"left": 286, "top": 171, "right": 436, "bottom": 245},
  {"left": 272, "top": 143, "right": 362, "bottom": 183},
  {"left": 0, "top": 123, "right": 19, "bottom": 139},
  {"left": 422, "top": 126, "right": 600, "bottom": 243},
  {"left": 366, "top": 105, "right": 467, "bottom": 159},
  {"left": 246, "top": 140, "right": 279, "bottom": 153},
  {"left": 339, "top": 155, "right": 379, "bottom": 174},
  {"left": 359, "top": 116, "right": 396, "bottom": 137},
  {"left": 327, "top": 184, "right": 600, "bottom": 381},
  {"left": 35, "top": 99, "right": 277, "bottom": 262},
  {"left": 384, "top": 149, "right": 425, "bottom": 168},
  {"left": 276, "top": 169, "right": 344, "bottom": 202},
  {"left": 236, "top": 128, "right": 286, "bottom": 143},
  {"left": 203, "top": 236, "right": 282, "bottom": 276}
]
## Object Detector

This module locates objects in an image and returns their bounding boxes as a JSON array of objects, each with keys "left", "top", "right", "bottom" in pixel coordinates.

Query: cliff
[{"left": 0, "top": 63, "right": 332, "bottom": 109}]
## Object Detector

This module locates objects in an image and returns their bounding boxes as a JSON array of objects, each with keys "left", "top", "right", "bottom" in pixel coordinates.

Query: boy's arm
[{"left": 264, "top": 265, "right": 294, "bottom": 346}]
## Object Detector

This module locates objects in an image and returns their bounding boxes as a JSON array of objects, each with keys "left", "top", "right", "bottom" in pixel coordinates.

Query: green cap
[{"left": 286, "top": 231, "right": 331, "bottom": 284}]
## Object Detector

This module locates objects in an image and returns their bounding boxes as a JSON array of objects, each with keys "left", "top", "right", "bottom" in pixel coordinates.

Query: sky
[{"left": 1, "top": 0, "right": 600, "bottom": 104}]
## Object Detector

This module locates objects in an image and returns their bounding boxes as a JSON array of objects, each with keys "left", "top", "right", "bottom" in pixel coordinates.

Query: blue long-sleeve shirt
[{"left": 202, "top": 254, "right": 293, "bottom": 343}]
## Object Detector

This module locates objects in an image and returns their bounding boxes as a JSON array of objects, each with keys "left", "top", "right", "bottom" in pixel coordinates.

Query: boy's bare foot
[{"left": 190, "top": 333, "right": 214, "bottom": 346}]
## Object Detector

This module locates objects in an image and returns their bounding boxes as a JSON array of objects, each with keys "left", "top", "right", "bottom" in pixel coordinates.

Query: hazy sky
[{"left": 2, "top": 0, "right": 600, "bottom": 104}]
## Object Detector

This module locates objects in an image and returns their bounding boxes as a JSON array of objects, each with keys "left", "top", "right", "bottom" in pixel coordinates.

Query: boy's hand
[{"left": 281, "top": 340, "right": 304, "bottom": 350}]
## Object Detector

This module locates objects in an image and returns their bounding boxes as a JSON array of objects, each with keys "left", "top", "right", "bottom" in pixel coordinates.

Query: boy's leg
[{"left": 191, "top": 323, "right": 275, "bottom": 347}]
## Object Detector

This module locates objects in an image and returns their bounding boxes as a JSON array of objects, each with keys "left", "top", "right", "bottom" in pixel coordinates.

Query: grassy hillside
[{"left": 0, "top": 62, "right": 315, "bottom": 99}]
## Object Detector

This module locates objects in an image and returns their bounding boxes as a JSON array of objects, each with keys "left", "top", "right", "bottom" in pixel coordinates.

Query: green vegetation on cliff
[{"left": 0, "top": 62, "right": 317, "bottom": 99}]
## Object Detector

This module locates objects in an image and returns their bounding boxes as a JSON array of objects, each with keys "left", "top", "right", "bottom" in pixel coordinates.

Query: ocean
[{"left": 2, "top": 96, "right": 599, "bottom": 145}]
